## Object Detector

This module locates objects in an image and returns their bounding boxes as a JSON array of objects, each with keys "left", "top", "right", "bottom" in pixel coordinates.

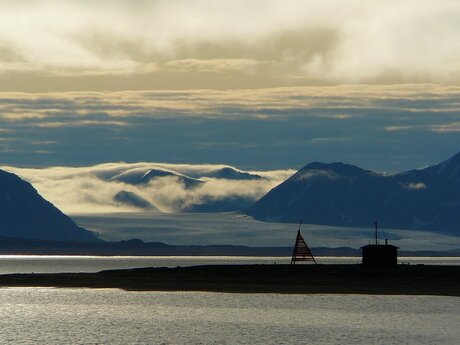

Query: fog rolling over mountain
[
  {"left": 2, "top": 163, "right": 293, "bottom": 214},
  {"left": 246, "top": 151, "right": 460, "bottom": 235},
  {"left": 108, "top": 165, "right": 270, "bottom": 212},
  {"left": 111, "top": 168, "right": 204, "bottom": 189},
  {"left": 0, "top": 170, "right": 99, "bottom": 242}
]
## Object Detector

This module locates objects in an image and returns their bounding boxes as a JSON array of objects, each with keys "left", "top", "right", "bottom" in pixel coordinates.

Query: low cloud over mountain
[{"left": 2, "top": 163, "right": 293, "bottom": 214}]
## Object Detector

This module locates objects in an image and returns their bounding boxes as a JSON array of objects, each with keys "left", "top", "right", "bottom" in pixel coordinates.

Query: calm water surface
[
  {"left": 0, "top": 255, "right": 459, "bottom": 274},
  {"left": 0, "top": 288, "right": 458, "bottom": 345}
]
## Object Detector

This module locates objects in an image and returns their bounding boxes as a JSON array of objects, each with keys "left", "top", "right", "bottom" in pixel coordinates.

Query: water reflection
[{"left": 0, "top": 255, "right": 458, "bottom": 274}]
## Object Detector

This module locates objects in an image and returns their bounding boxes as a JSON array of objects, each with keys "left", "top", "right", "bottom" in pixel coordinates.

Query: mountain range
[
  {"left": 245, "top": 151, "right": 460, "bottom": 235},
  {"left": 3, "top": 151, "right": 460, "bottom": 243}
]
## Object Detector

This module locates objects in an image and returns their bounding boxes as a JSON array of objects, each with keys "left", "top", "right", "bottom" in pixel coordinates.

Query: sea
[
  {"left": 0, "top": 255, "right": 459, "bottom": 344},
  {"left": 0, "top": 288, "right": 458, "bottom": 344},
  {"left": 0, "top": 255, "right": 459, "bottom": 274},
  {"left": 0, "top": 212, "right": 458, "bottom": 344}
]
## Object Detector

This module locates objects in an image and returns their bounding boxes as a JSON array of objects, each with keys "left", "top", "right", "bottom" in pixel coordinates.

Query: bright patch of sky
[{"left": 1, "top": 0, "right": 460, "bottom": 89}]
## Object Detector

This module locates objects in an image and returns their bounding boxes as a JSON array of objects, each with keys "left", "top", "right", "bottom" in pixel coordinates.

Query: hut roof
[{"left": 360, "top": 244, "right": 399, "bottom": 249}]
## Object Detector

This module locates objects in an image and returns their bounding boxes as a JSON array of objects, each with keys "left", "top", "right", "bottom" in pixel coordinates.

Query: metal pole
[{"left": 374, "top": 221, "right": 378, "bottom": 245}]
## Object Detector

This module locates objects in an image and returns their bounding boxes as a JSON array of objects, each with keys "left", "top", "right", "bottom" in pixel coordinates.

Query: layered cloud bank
[
  {"left": 1, "top": 1, "right": 460, "bottom": 90},
  {"left": 0, "top": 85, "right": 459, "bottom": 172},
  {"left": 2, "top": 163, "right": 294, "bottom": 214}
]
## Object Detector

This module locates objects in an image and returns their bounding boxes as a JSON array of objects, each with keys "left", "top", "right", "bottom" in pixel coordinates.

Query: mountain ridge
[
  {"left": 0, "top": 169, "right": 100, "bottom": 242},
  {"left": 245, "top": 151, "right": 460, "bottom": 235}
]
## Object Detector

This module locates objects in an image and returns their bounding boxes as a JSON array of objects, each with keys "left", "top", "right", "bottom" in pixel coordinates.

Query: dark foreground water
[
  {"left": 0, "top": 288, "right": 458, "bottom": 345},
  {"left": 0, "top": 255, "right": 459, "bottom": 274}
]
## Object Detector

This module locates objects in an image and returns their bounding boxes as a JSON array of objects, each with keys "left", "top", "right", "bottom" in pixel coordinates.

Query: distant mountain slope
[
  {"left": 205, "top": 167, "right": 265, "bottom": 180},
  {"left": 113, "top": 191, "right": 158, "bottom": 211},
  {"left": 245, "top": 152, "right": 460, "bottom": 235},
  {"left": 0, "top": 170, "right": 100, "bottom": 241},
  {"left": 141, "top": 169, "right": 203, "bottom": 188}
]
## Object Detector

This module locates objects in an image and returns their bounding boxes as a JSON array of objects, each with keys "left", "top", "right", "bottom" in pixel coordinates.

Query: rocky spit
[{"left": 0, "top": 264, "right": 459, "bottom": 296}]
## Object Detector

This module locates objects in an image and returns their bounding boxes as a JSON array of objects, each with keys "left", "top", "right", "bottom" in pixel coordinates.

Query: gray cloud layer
[
  {"left": 1, "top": 1, "right": 460, "bottom": 89},
  {"left": 0, "top": 85, "right": 459, "bottom": 171}
]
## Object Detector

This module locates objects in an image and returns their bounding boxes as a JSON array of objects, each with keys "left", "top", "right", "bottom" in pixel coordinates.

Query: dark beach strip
[{"left": 0, "top": 264, "right": 459, "bottom": 296}]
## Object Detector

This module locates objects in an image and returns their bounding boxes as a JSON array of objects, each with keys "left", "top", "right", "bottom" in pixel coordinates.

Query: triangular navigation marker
[{"left": 291, "top": 221, "right": 316, "bottom": 264}]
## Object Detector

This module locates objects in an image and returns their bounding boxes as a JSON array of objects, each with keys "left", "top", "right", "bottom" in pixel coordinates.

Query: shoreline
[
  {"left": 0, "top": 264, "right": 459, "bottom": 296},
  {"left": 0, "top": 235, "right": 458, "bottom": 257}
]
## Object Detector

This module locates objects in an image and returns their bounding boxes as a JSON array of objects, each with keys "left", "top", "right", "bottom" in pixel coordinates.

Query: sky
[{"left": 1, "top": 0, "right": 460, "bottom": 174}]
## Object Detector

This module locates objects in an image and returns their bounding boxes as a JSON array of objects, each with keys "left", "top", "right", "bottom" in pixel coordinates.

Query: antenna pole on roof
[{"left": 374, "top": 221, "right": 378, "bottom": 245}]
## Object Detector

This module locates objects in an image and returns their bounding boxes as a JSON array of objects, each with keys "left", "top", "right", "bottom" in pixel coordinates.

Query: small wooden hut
[{"left": 361, "top": 222, "right": 399, "bottom": 265}]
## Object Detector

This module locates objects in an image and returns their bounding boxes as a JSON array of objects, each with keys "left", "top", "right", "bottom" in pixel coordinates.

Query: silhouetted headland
[
  {"left": 1, "top": 264, "right": 459, "bottom": 296},
  {"left": 0, "top": 170, "right": 99, "bottom": 242}
]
